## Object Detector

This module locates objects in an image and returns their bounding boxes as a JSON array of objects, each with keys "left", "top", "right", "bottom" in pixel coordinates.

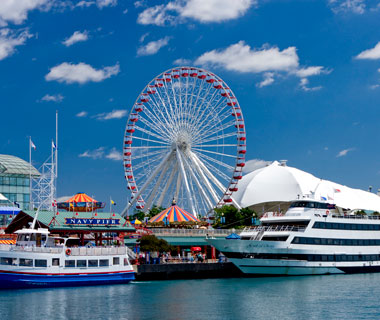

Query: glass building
[{"left": 0, "top": 154, "right": 40, "bottom": 210}]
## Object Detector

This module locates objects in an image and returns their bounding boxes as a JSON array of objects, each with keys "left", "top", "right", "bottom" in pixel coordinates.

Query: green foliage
[
  {"left": 139, "top": 235, "right": 176, "bottom": 253},
  {"left": 213, "top": 206, "right": 257, "bottom": 229},
  {"left": 131, "top": 205, "right": 166, "bottom": 222}
]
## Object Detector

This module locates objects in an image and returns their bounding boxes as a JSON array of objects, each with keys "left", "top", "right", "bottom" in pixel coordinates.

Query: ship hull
[{"left": 0, "top": 270, "right": 135, "bottom": 289}]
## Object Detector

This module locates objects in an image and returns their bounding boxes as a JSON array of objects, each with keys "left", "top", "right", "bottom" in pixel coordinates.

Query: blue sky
[{"left": 1, "top": 0, "right": 380, "bottom": 211}]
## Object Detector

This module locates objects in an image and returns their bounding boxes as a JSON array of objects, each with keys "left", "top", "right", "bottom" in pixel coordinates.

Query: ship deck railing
[
  {"left": 151, "top": 228, "right": 240, "bottom": 237},
  {"left": 0, "top": 245, "right": 127, "bottom": 255},
  {"left": 242, "top": 225, "right": 306, "bottom": 233}
]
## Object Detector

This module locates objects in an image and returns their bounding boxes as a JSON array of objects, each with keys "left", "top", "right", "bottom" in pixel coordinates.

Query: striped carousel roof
[
  {"left": 149, "top": 205, "right": 200, "bottom": 223},
  {"left": 66, "top": 193, "right": 96, "bottom": 203}
]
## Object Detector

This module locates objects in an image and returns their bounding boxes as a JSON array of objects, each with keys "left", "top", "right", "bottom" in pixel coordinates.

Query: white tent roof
[{"left": 235, "top": 161, "right": 380, "bottom": 212}]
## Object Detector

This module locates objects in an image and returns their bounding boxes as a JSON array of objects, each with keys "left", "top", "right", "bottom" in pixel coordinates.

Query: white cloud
[
  {"left": 195, "top": 41, "right": 299, "bottom": 73},
  {"left": 137, "top": 4, "right": 173, "bottom": 26},
  {"left": 356, "top": 42, "right": 380, "bottom": 60},
  {"left": 139, "top": 32, "right": 149, "bottom": 43},
  {"left": 96, "top": 0, "right": 117, "bottom": 9},
  {"left": 137, "top": 36, "right": 170, "bottom": 56},
  {"left": 295, "top": 66, "right": 327, "bottom": 77},
  {"left": 40, "top": 94, "right": 64, "bottom": 102},
  {"left": 329, "top": 0, "right": 366, "bottom": 14},
  {"left": 299, "top": 78, "right": 322, "bottom": 91},
  {"left": 95, "top": 109, "right": 127, "bottom": 120},
  {"left": 242, "top": 159, "right": 272, "bottom": 173},
  {"left": 0, "top": 28, "right": 32, "bottom": 60},
  {"left": 75, "top": 1, "right": 95, "bottom": 8},
  {"left": 173, "top": 58, "right": 191, "bottom": 66},
  {"left": 336, "top": 148, "right": 355, "bottom": 157},
  {"left": 45, "top": 62, "right": 120, "bottom": 84},
  {"left": 137, "top": 0, "right": 256, "bottom": 26},
  {"left": 79, "top": 147, "right": 105, "bottom": 159},
  {"left": 178, "top": 0, "right": 255, "bottom": 23},
  {"left": 106, "top": 148, "right": 122, "bottom": 161},
  {"left": 76, "top": 111, "right": 88, "bottom": 117},
  {"left": 257, "top": 72, "right": 275, "bottom": 87},
  {"left": 0, "top": 0, "right": 48, "bottom": 25},
  {"left": 123, "top": 8, "right": 128, "bottom": 14},
  {"left": 62, "top": 30, "right": 89, "bottom": 47},
  {"left": 79, "top": 146, "right": 122, "bottom": 160}
]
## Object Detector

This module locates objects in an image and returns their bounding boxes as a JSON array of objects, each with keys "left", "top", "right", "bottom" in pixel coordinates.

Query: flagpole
[
  {"left": 110, "top": 196, "right": 111, "bottom": 213},
  {"left": 29, "top": 136, "right": 31, "bottom": 209}
]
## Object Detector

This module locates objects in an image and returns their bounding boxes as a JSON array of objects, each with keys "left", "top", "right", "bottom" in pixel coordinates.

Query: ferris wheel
[{"left": 121, "top": 67, "right": 246, "bottom": 218}]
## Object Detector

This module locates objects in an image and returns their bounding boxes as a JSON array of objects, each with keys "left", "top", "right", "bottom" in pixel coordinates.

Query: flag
[
  {"left": 111, "top": 199, "right": 116, "bottom": 206},
  {"left": 52, "top": 140, "right": 56, "bottom": 149},
  {"left": 334, "top": 188, "right": 341, "bottom": 193},
  {"left": 321, "top": 196, "right": 327, "bottom": 201},
  {"left": 30, "top": 140, "right": 36, "bottom": 150}
]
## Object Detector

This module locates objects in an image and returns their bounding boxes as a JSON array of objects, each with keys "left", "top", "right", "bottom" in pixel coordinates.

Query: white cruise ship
[{"left": 207, "top": 199, "right": 380, "bottom": 276}]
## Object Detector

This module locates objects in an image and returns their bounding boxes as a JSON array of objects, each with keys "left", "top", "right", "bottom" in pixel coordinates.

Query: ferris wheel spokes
[{"left": 123, "top": 67, "right": 246, "bottom": 216}]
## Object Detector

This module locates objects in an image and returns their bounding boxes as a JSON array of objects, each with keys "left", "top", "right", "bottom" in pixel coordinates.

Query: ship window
[
  {"left": 35, "top": 259, "right": 47, "bottom": 267},
  {"left": 88, "top": 260, "right": 98, "bottom": 267},
  {"left": 20, "top": 259, "right": 33, "bottom": 267},
  {"left": 99, "top": 259, "right": 109, "bottom": 267},
  {"left": 1, "top": 257, "right": 17, "bottom": 265},
  {"left": 65, "top": 260, "right": 75, "bottom": 268},
  {"left": 77, "top": 260, "right": 86, "bottom": 268},
  {"left": 52, "top": 258, "right": 60, "bottom": 266},
  {"left": 113, "top": 257, "right": 120, "bottom": 265}
]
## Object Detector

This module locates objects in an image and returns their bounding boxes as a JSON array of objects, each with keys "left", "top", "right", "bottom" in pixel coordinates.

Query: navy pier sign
[{"left": 64, "top": 218, "right": 120, "bottom": 225}]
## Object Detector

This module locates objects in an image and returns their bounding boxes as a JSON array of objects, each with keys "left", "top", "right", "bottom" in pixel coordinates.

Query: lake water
[{"left": 1, "top": 274, "right": 380, "bottom": 320}]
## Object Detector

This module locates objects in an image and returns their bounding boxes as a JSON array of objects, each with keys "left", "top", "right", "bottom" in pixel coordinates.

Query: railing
[
  {"left": 70, "top": 246, "right": 126, "bottom": 256},
  {"left": 2, "top": 246, "right": 64, "bottom": 254},
  {"left": 151, "top": 228, "right": 240, "bottom": 237},
  {"left": 242, "top": 225, "right": 306, "bottom": 233},
  {"left": 331, "top": 215, "right": 380, "bottom": 220},
  {"left": 0, "top": 245, "right": 127, "bottom": 256}
]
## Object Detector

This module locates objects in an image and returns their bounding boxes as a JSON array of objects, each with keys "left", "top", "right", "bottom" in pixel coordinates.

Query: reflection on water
[{"left": 1, "top": 274, "right": 380, "bottom": 320}]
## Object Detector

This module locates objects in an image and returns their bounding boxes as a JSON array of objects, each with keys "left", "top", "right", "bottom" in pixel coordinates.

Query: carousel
[
  {"left": 57, "top": 192, "right": 105, "bottom": 212},
  {"left": 148, "top": 200, "right": 203, "bottom": 227}
]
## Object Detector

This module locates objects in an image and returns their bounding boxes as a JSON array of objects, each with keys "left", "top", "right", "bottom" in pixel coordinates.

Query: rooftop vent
[{"left": 279, "top": 160, "right": 287, "bottom": 167}]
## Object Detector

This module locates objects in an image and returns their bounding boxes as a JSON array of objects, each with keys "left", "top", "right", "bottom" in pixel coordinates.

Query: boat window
[
  {"left": 52, "top": 258, "right": 60, "bottom": 266},
  {"left": 30, "top": 234, "right": 36, "bottom": 242},
  {"left": 113, "top": 257, "right": 120, "bottom": 265},
  {"left": 0, "top": 257, "right": 17, "bottom": 266},
  {"left": 65, "top": 260, "right": 75, "bottom": 268},
  {"left": 19, "top": 259, "right": 33, "bottom": 267},
  {"left": 99, "top": 259, "right": 109, "bottom": 267},
  {"left": 35, "top": 259, "right": 47, "bottom": 267},
  {"left": 88, "top": 260, "right": 98, "bottom": 267},
  {"left": 77, "top": 260, "right": 87, "bottom": 268}
]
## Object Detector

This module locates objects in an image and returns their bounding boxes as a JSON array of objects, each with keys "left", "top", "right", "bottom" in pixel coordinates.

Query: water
[{"left": 1, "top": 274, "right": 380, "bottom": 320}]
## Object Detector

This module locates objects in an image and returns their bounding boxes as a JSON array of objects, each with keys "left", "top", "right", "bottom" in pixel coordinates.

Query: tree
[
  {"left": 139, "top": 235, "right": 176, "bottom": 253},
  {"left": 213, "top": 206, "right": 257, "bottom": 229}
]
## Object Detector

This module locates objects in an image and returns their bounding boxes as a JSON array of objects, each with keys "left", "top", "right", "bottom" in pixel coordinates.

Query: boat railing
[
  {"left": 243, "top": 225, "right": 306, "bottom": 233},
  {"left": 70, "top": 246, "right": 127, "bottom": 256},
  {"left": 9, "top": 246, "right": 64, "bottom": 254},
  {"left": 151, "top": 228, "right": 240, "bottom": 236}
]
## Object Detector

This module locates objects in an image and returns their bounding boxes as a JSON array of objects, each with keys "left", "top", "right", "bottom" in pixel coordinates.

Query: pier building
[{"left": 0, "top": 155, "right": 40, "bottom": 210}]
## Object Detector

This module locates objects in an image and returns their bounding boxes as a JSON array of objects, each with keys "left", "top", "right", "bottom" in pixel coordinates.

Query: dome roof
[
  {"left": 235, "top": 161, "right": 380, "bottom": 212},
  {"left": 0, "top": 154, "right": 39, "bottom": 176}
]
